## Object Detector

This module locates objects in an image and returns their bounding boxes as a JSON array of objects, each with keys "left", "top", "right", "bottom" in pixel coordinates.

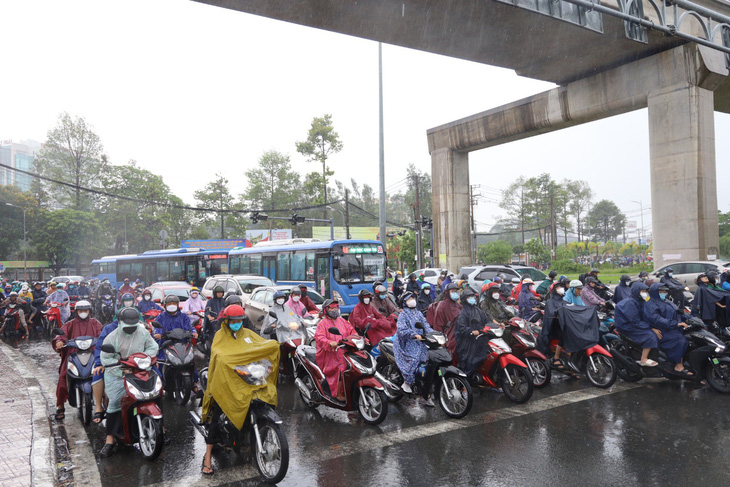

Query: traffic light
[
  {"left": 290, "top": 213, "right": 306, "bottom": 225},
  {"left": 251, "top": 211, "right": 259, "bottom": 224}
]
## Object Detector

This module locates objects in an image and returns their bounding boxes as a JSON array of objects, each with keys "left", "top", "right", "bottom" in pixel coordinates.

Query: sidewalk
[{"left": 0, "top": 344, "right": 33, "bottom": 487}]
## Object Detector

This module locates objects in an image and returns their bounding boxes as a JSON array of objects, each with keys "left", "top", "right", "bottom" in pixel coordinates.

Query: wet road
[{"left": 10, "top": 335, "right": 730, "bottom": 486}]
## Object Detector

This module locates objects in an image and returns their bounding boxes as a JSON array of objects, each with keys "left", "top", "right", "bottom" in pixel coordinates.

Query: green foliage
[
  {"left": 0, "top": 186, "right": 38, "bottom": 260},
  {"left": 552, "top": 259, "right": 590, "bottom": 274},
  {"left": 719, "top": 210, "right": 730, "bottom": 238},
  {"left": 193, "top": 173, "right": 246, "bottom": 239},
  {"left": 525, "top": 238, "right": 550, "bottom": 263},
  {"left": 587, "top": 200, "right": 626, "bottom": 242},
  {"left": 477, "top": 240, "right": 512, "bottom": 265},
  {"left": 295, "top": 114, "right": 342, "bottom": 209},
  {"left": 389, "top": 231, "right": 416, "bottom": 270},
  {"left": 720, "top": 234, "right": 730, "bottom": 259},
  {"left": 512, "top": 244, "right": 524, "bottom": 254},
  {"left": 242, "top": 150, "right": 300, "bottom": 214},
  {"left": 555, "top": 244, "right": 573, "bottom": 260},
  {"left": 566, "top": 180, "right": 593, "bottom": 241}
]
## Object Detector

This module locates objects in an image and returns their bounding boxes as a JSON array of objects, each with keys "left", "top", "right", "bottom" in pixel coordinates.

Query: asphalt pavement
[{"left": 5, "top": 334, "right": 730, "bottom": 486}]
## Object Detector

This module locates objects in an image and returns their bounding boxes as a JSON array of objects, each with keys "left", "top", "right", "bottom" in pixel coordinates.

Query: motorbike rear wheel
[
  {"left": 173, "top": 374, "right": 192, "bottom": 406},
  {"left": 525, "top": 358, "right": 551, "bottom": 388},
  {"left": 252, "top": 418, "right": 289, "bottom": 484},
  {"left": 438, "top": 373, "right": 473, "bottom": 419},
  {"left": 380, "top": 363, "right": 404, "bottom": 402},
  {"left": 585, "top": 354, "right": 617, "bottom": 389},
  {"left": 357, "top": 387, "right": 388, "bottom": 425},
  {"left": 706, "top": 362, "right": 730, "bottom": 393},
  {"left": 501, "top": 364, "right": 534, "bottom": 404},
  {"left": 80, "top": 392, "right": 93, "bottom": 426},
  {"left": 138, "top": 415, "right": 163, "bottom": 460}
]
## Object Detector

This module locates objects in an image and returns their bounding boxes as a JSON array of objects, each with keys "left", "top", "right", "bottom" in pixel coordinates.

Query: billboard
[
  {"left": 245, "top": 229, "right": 292, "bottom": 246},
  {"left": 311, "top": 226, "right": 401, "bottom": 241},
  {"left": 181, "top": 239, "right": 248, "bottom": 250}
]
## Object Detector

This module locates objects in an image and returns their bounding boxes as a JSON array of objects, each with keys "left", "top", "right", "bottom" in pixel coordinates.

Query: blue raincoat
[
  {"left": 612, "top": 280, "right": 633, "bottom": 304},
  {"left": 642, "top": 283, "right": 689, "bottom": 363},
  {"left": 153, "top": 310, "right": 194, "bottom": 361},
  {"left": 563, "top": 288, "right": 585, "bottom": 306},
  {"left": 614, "top": 283, "right": 658, "bottom": 348},
  {"left": 138, "top": 298, "right": 163, "bottom": 313},
  {"left": 393, "top": 307, "right": 433, "bottom": 385},
  {"left": 518, "top": 285, "right": 539, "bottom": 320}
]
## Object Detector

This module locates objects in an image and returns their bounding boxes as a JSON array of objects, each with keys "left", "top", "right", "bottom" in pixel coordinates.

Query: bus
[
  {"left": 91, "top": 248, "right": 230, "bottom": 288},
  {"left": 228, "top": 239, "right": 387, "bottom": 314}
]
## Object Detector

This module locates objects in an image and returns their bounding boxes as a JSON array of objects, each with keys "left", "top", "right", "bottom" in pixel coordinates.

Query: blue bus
[
  {"left": 91, "top": 248, "right": 230, "bottom": 288},
  {"left": 228, "top": 239, "right": 387, "bottom": 313}
]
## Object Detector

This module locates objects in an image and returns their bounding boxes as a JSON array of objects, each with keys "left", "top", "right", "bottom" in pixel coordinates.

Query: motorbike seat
[{"left": 616, "top": 331, "right": 644, "bottom": 350}]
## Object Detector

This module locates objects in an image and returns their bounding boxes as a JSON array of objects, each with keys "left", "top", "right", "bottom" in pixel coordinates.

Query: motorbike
[
  {"left": 374, "top": 323, "right": 473, "bottom": 418},
  {"left": 100, "top": 294, "right": 115, "bottom": 324},
  {"left": 1, "top": 304, "right": 24, "bottom": 338},
  {"left": 53, "top": 328, "right": 96, "bottom": 425},
  {"left": 503, "top": 317, "right": 551, "bottom": 388},
  {"left": 609, "top": 317, "right": 730, "bottom": 393},
  {"left": 294, "top": 325, "right": 389, "bottom": 425},
  {"left": 143, "top": 309, "right": 163, "bottom": 331},
  {"left": 301, "top": 315, "right": 320, "bottom": 347},
  {"left": 160, "top": 328, "right": 196, "bottom": 406},
  {"left": 550, "top": 337, "right": 617, "bottom": 389},
  {"left": 188, "top": 310, "right": 205, "bottom": 346},
  {"left": 189, "top": 358, "right": 289, "bottom": 483},
  {"left": 99, "top": 343, "right": 164, "bottom": 460},
  {"left": 471, "top": 323, "right": 534, "bottom": 403}
]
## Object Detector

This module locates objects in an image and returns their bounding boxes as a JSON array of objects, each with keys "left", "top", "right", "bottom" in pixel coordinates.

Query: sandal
[
  {"left": 201, "top": 457, "right": 214, "bottom": 476},
  {"left": 551, "top": 358, "right": 567, "bottom": 371},
  {"left": 55, "top": 408, "right": 65, "bottom": 420},
  {"left": 639, "top": 359, "right": 659, "bottom": 367},
  {"left": 93, "top": 411, "right": 105, "bottom": 424},
  {"left": 99, "top": 442, "right": 116, "bottom": 458},
  {"left": 676, "top": 368, "right": 694, "bottom": 376}
]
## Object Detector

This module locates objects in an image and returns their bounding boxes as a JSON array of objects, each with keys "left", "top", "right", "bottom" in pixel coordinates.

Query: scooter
[
  {"left": 188, "top": 310, "right": 205, "bottom": 346},
  {"left": 472, "top": 323, "right": 534, "bottom": 404},
  {"left": 53, "top": 328, "right": 96, "bottom": 425},
  {"left": 609, "top": 317, "right": 730, "bottom": 393},
  {"left": 550, "top": 339, "right": 617, "bottom": 389},
  {"left": 160, "top": 328, "right": 196, "bottom": 406},
  {"left": 1, "top": 304, "right": 24, "bottom": 338},
  {"left": 43, "top": 302, "right": 63, "bottom": 334},
  {"left": 503, "top": 317, "right": 551, "bottom": 388},
  {"left": 100, "top": 294, "right": 115, "bottom": 324},
  {"left": 189, "top": 358, "right": 289, "bottom": 483},
  {"left": 99, "top": 343, "right": 164, "bottom": 460},
  {"left": 294, "top": 325, "right": 389, "bottom": 425},
  {"left": 375, "top": 323, "right": 473, "bottom": 418}
]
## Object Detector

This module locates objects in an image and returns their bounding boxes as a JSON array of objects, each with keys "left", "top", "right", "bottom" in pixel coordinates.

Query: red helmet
[
  {"left": 221, "top": 305, "right": 245, "bottom": 321},
  {"left": 486, "top": 282, "right": 501, "bottom": 291}
]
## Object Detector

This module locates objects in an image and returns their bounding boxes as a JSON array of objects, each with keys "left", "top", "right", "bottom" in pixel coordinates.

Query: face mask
[
  {"left": 276, "top": 298, "right": 285, "bottom": 306},
  {"left": 363, "top": 298, "right": 370, "bottom": 305},
  {"left": 326, "top": 309, "right": 340, "bottom": 319},
  {"left": 406, "top": 299, "right": 417, "bottom": 309},
  {"left": 123, "top": 300, "right": 133, "bottom": 307},
  {"left": 78, "top": 311, "right": 89, "bottom": 319},
  {"left": 122, "top": 325, "right": 138, "bottom": 334},
  {"left": 379, "top": 294, "right": 387, "bottom": 300},
  {"left": 640, "top": 292, "right": 649, "bottom": 301},
  {"left": 450, "top": 292, "right": 459, "bottom": 301},
  {"left": 424, "top": 289, "right": 430, "bottom": 295},
  {"left": 228, "top": 320, "right": 243, "bottom": 332},
  {"left": 668, "top": 273, "right": 673, "bottom": 278},
  {"left": 166, "top": 305, "right": 178, "bottom": 313},
  {"left": 466, "top": 297, "right": 477, "bottom": 305},
  {"left": 556, "top": 287, "right": 565, "bottom": 296},
  {"left": 292, "top": 296, "right": 300, "bottom": 302},
  {"left": 492, "top": 293, "right": 500, "bottom": 300},
  {"left": 143, "top": 295, "right": 151, "bottom": 301},
  {"left": 659, "top": 293, "right": 668, "bottom": 301}
]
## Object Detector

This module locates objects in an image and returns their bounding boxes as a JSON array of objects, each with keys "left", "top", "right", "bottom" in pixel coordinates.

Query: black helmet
[
  {"left": 639, "top": 271, "right": 649, "bottom": 278},
  {"left": 322, "top": 299, "right": 338, "bottom": 310},
  {"left": 372, "top": 280, "right": 383, "bottom": 291},
  {"left": 213, "top": 285, "right": 225, "bottom": 295},
  {"left": 460, "top": 287, "right": 476, "bottom": 299},
  {"left": 224, "top": 293, "right": 243, "bottom": 307},
  {"left": 358, "top": 289, "right": 372, "bottom": 302},
  {"left": 164, "top": 294, "right": 180, "bottom": 305},
  {"left": 665, "top": 267, "right": 674, "bottom": 274},
  {"left": 548, "top": 270, "right": 558, "bottom": 279},
  {"left": 620, "top": 274, "right": 631, "bottom": 282},
  {"left": 118, "top": 307, "right": 140, "bottom": 325},
  {"left": 445, "top": 283, "right": 459, "bottom": 291},
  {"left": 590, "top": 268, "right": 600, "bottom": 274},
  {"left": 585, "top": 276, "right": 598, "bottom": 285}
]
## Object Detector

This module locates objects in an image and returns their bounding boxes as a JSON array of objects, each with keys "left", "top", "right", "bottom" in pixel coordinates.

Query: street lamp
[
  {"left": 6, "top": 203, "right": 28, "bottom": 279},
  {"left": 326, "top": 206, "right": 348, "bottom": 239},
  {"left": 631, "top": 200, "right": 644, "bottom": 245}
]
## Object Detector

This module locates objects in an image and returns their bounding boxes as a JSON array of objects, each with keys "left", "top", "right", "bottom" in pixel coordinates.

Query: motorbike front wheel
[
  {"left": 80, "top": 392, "right": 93, "bottom": 426},
  {"left": 525, "top": 358, "right": 551, "bottom": 388},
  {"left": 706, "top": 361, "right": 730, "bottom": 393},
  {"left": 380, "top": 363, "right": 404, "bottom": 402},
  {"left": 357, "top": 387, "right": 388, "bottom": 425},
  {"left": 438, "top": 374, "right": 473, "bottom": 419},
  {"left": 138, "top": 415, "right": 163, "bottom": 460},
  {"left": 173, "top": 374, "right": 192, "bottom": 406},
  {"left": 501, "top": 364, "right": 534, "bottom": 404},
  {"left": 253, "top": 419, "right": 290, "bottom": 484},
  {"left": 585, "top": 354, "right": 617, "bottom": 389}
]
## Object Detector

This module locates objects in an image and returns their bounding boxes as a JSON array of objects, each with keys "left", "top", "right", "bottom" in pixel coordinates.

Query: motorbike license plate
[
  {"left": 713, "top": 358, "right": 720, "bottom": 365},
  {"left": 438, "top": 369, "right": 443, "bottom": 376},
  {"left": 133, "top": 407, "right": 138, "bottom": 416}
]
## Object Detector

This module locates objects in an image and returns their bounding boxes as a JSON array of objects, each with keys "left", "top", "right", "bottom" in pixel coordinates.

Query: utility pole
[
  {"left": 520, "top": 187, "right": 525, "bottom": 247},
  {"left": 550, "top": 192, "right": 557, "bottom": 260},
  {"left": 470, "top": 185, "right": 477, "bottom": 263},
  {"left": 378, "top": 42, "right": 387, "bottom": 251},
  {"left": 413, "top": 174, "right": 423, "bottom": 269},
  {"left": 344, "top": 189, "right": 351, "bottom": 239}
]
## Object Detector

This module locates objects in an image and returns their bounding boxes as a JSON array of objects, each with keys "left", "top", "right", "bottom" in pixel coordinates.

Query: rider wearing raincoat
[{"left": 393, "top": 292, "right": 434, "bottom": 403}]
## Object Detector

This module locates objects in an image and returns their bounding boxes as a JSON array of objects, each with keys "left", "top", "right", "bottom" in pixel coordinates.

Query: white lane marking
[{"left": 150, "top": 381, "right": 644, "bottom": 486}]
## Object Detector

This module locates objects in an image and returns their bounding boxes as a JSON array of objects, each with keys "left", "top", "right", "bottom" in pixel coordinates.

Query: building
[{"left": 0, "top": 139, "right": 40, "bottom": 191}]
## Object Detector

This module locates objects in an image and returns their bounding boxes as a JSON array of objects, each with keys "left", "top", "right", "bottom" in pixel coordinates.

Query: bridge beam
[{"left": 429, "top": 44, "right": 727, "bottom": 272}]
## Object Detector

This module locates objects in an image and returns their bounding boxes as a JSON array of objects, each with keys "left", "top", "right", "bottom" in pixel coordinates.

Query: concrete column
[
  {"left": 431, "top": 148, "right": 471, "bottom": 273},
  {"left": 648, "top": 83, "right": 720, "bottom": 269}
]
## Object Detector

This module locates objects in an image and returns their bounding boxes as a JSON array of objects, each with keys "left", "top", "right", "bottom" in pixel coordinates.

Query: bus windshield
[{"left": 333, "top": 244, "right": 386, "bottom": 284}]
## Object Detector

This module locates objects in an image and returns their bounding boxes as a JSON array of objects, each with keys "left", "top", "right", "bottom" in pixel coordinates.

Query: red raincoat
[
  {"left": 52, "top": 316, "right": 102, "bottom": 407},
  {"left": 349, "top": 302, "right": 396, "bottom": 346},
  {"left": 433, "top": 298, "right": 462, "bottom": 360},
  {"left": 314, "top": 316, "right": 357, "bottom": 397}
]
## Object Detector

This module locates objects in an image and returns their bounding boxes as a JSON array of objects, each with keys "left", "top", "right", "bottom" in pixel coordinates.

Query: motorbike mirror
[
  {"left": 268, "top": 311, "right": 277, "bottom": 319},
  {"left": 196, "top": 342, "right": 209, "bottom": 355},
  {"left": 153, "top": 298, "right": 161, "bottom": 304},
  {"left": 328, "top": 327, "right": 342, "bottom": 335},
  {"left": 100, "top": 344, "right": 116, "bottom": 354},
  {"left": 52, "top": 328, "right": 64, "bottom": 336},
  {"left": 414, "top": 322, "right": 424, "bottom": 329},
  {"left": 257, "top": 315, "right": 264, "bottom": 322}
]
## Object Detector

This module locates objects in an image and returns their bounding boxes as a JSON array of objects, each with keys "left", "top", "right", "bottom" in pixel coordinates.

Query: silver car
[{"left": 652, "top": 261, "right": 730, "bottom": 292}]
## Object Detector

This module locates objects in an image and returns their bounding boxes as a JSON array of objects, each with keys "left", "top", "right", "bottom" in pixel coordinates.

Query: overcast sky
[{"left": 3, "top": 0, "right": 729, "bottom": 239}]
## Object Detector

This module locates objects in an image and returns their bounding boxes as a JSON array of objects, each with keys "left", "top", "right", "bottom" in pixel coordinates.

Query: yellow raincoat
[{"left": 202, "top": 320, "right": 280, "bottom": 430}]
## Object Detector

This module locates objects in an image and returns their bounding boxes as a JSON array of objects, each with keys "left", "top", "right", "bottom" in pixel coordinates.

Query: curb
[{"left": 0, "top": 342, "right": 55, "bottom": 486}]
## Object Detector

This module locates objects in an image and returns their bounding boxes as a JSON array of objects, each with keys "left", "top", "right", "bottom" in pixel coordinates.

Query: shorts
[{"left": 92, "top": 369, "right": 104, "bottom": 384}]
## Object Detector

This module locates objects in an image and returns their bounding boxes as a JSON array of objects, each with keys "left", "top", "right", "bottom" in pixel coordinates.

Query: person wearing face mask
[
  {"left": 138, "top": 289, "right": 163, "bottom": 313},
  {"left": 204, "top": 286, "right": 226, "bottom": 337},
  {"left": 406, "top": 273, "right": 421, "bottom": 295},
  {"left": 152, "top": 295, "right": 197, "bottom": 347},
  {"left": 538, "top": 281, "right": 568, "bottom": 367},
  {"left": 372, "top": 284, "right": 399, "bottom": 318},
  {"left": 659, "top": 267, "right": 688, "bottom": 307},
  {"left": 564, "top": 280, "right": 585, "bottom": 306},
  {"left": 433, "top": 283, "right": 462, "bottom": 358},
  {"left": 393, "top": 292, "right": 435, "bottom": 402},
  {"left": 117, "top": 278, "right": 135, "bottom": 305},
  {"left": 45, "top": 282, "right": 71, "bottom": 323},
  {"left": 286, "top": 287, "right": 311, "bottom": 318},
  {"left": 581, "top": 277, "right": 607, "bottom": 308},
  {"left": 51, "top": 300, "right": 102, "bottom": 421},
  {"left": 612, "top": 275, "right": 633, "bottom": 304},
  {"left": 99, "top": 307, "right": 159, "bottom": 457},
  {"left": 642, "top": 284, "right": 692, "bottom": 374},
  {"left": 455, "top": 288, "right": 493, "bottom": 379},
  {"left": 349, "top": 289, "right": 395, "bottom": 346},
  {"left": 614, "top": 283, "right": 659, "bottom": 367},
  {"left": 706, "top": 271, "right": 723, "bottom": 291},
  {"left": 77, "top": 281, "right": 91, "bottom": 300},
  {"left": 417, "top": 282, "right": 434, "bottom": 315},
  {"left": 479, "top": 282, "right": 515, "bottom": 324},
  {"left": 116, "top": 292, "right": 137, "bottom": 313},
  {"left": 296, "top": 284, "right": 319, "bottom": 314},
  {"left": 182, "top": 288, "right": 206, "bottom": 315},
  {"left": 314, "top": 300, "right": 359, "bottom": 401},
  {"left": 518, "top": 278, "right": 541, "bottom": 321},
  {"left": 261, "top": 291, "right": 299, "bottom": 339},
  {"left": 536, "top": 271, "right": 558, "bottom": 297}
]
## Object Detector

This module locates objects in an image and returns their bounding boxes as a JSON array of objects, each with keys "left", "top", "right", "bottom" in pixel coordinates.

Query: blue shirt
[{"left": 94, "top": 320, "right": 119, "bottom": 368}]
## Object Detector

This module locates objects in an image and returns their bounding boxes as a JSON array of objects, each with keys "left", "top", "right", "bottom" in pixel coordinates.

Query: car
[
  {"left": 244, "top": 285, "right": 324, "bottom": 332},
  {"left": 652, "top": 261, "right": 730, "bottom": 292},
  {"left": 146, "top": 282, "right": 205, "bottom": 303},
  {"left": 200, "top": 274, "right": 275, "bottom": 301},
  {"left": 466, "top": 265, "right": 547, "bottom": 292},
  {"left": 50, "top": 275, "right": 85, "bottom": 284},
  {"left": 411, "top": 268, "right": 454, "bottom": 287}
]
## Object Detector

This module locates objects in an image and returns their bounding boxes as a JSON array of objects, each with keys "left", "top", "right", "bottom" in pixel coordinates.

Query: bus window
[
  {"left": 186, "top": 262, "right": 196, "bottom": 284},
  {"left": 334, "top": 254, "right": 362, "bottom": 282},
  {"left": 229, "top": 257, "right": 240, "bottom": 274},
  {"left": 118, "top": 262, "right": 132, "bottom": 281},
  {"left": 291, "top": 252, "right": 306, "bottom": 281},
  {"left": 315, "top": 254, "right": 330, "bottom": 298},
  {"left": 306, "top": 252, "right": 315, "bottom": 280},
  {"left": 277, "top": 252, "right": 291, "bottom": 280},
  {"left": 169, "top": 259, "right": 185, "bottom": 280},
  {"left": 250, "top": 255, "right": 261, "bottom": 276},
  {"left": 208, "top": 257, "right": 227, "bottom": 276},
  {"left": 156, "top": 261, "right": 169, "bottom": 281},
  {"left": 91, "top": 264, "right": 100, "bottom": 277},
  {"left": 130, "top": 262, "right": 143, "bottom": 282}
]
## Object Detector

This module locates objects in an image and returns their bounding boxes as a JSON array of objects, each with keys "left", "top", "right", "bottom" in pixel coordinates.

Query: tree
[
  {"left": 525, "top": 238, "right": 550, "bottom": 264},
  {"left": 566, "top": 180, "right": 593, "bottom": 242},
  {"left": 499, "top": 177, "right": 529, "bottom": 246},
  {"left": 720, "top": 234, "right": 730, "bottom": 259},
  {"left": 33, "top": 113, "right": 107, "bottom": 211},
  {"left": 295, "top": 114, "right": 343, "bottom": 219},
  {"left": 587, "top": 200, "right": 626, "bottom": 243},
  {"left": 477, "top": 240, "right": 512, "bottom": 265},
  {"left": 194, "top": 174, "right": 246, "bottom": 239},
  {"left": 31, "top": 209, "right": 106, "bottom": 275},
  {"left": 0, "top": 185, "right": 38, "bottom": 260},
  {"left": 242, "top": 150, "right": 301, "bottom": 214}
]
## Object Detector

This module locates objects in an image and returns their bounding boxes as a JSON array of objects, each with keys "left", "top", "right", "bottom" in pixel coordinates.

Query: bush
[{"left": 552, "top": 259, "right": 590, "bottom": 274}]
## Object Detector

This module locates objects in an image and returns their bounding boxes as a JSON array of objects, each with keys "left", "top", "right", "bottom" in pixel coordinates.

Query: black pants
[{"left": 106, "top": 411, "right": 123, "bottom": 437}]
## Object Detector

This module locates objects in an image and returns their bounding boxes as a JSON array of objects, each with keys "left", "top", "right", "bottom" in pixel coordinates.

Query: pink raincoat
[
  {"left": 286, "top": 297, "right": 311, "bottom": 317},
  {"left": 314, "top": 316, "right": 357, "bottom": 396}
]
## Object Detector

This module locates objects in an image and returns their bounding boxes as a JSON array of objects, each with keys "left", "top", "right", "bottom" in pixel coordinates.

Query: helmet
[
  {"left": 212, "top": 285, "right": 225, "bottom": 296},
  {"left": 486, "top": 282, "right": 501, "bottom": 291},
  {"left": 558, "top": 276, "right": 571, "bottom": 286},
  {"left": 445, "top": 283, "right": 458, "bottom": 291},
  {"left": 548, "top": 270, "right": 558, "bottom": 279},
  {"left": 118, "top": 307, "right": 140, "bottom": 325},
  {"left": 358, "top": 289, "right": 372, "bottom": 302},
  {"left": 121, "top": 292, "right": 135, "bottom": 303},
  {"left": 322, "top": 299, "right": 339, "bottom": 310},
  {"left": 123, "top": 278, "right": 130, "bottom": 283},
  {"left": 481, "top": 282, "right": 490, "bottom": 293},
  {"left": 522, "top": 277, "right": 534, "bottom": 285},
  {"left": 621, "top": 274, "right": 631, "bottom": 282},
  {"left": 8, "top": 291, "right": 18, "bottom": 297},
  {"left": 190, "top": 287, "right": 200, "bottom": 293},
  {"left": 396, "top": 271, "right": 402, "bottom": 276},
  {"left": 639, "top": 271, "right": 649, "bottom": 278},
  {"left": 224, "top": 294, "right": 243, "bottom": 307},
  {"left": 290, "top": 286, "right": 301, "bottom": 295},
  {"left": 665, "top": 267, "right": 674, "bottom": 274},
  {"left": 375, "top": 285, "right": 387, "bottom": 294},
  {"left": 273, "top": 291, "right": 286, "bottom": 301},
  {"left": 142, "top": 289, "right": 152, "bottom": 296},
  {"left": 420, "top": 282, "right": 431, "bottom": 290},
  {"left": 569, "top": 280, "right": 584, "bottom": 288},
  {"left": 164, "top": 294, "right": 180, "bottom": 305},
  {"left": 75, "top": 300, "right": 92, "bottom": 311},
  {"left": 56, "top": 283, "right": 65, "bottom": 289},
  {"left": 33, "top": 282, "right": 42, "bottom": 287},
  {"left": 460, "top": 288, "right": 476, "bottom": 299},
  {"left": 590, "top": 268, "right": 600, "bottom": 274},
  {"left": 511, "top": 277, "right": 520, "bottom": 285},
  {"left": 493, "top": 276, "right": 502, "bottom": 283},
  {"left": 222, "top": 305, "right": 245, "bottom": 321},
  {"left": 401, "top": 291, "right": 416, "bottom": 303},
  {"left": 20, "top": 284, "right": 28, "bottom": 291},
  {"left": 585, "top": 276, "right": 598, "bottom": 285},
  {"left": 372, "top": 280, "right": 383, "bottom": 291}
]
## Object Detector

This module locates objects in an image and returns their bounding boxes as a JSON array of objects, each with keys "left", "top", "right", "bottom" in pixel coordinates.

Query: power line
[{"left": 346, "top": 201, "right": 412, "bottom": 229}]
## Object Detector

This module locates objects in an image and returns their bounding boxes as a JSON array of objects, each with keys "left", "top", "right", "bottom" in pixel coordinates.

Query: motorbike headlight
[
  {"left": 235, "top": 360, "right": 273, "bottom": 386},
  {"left": 75, "top": 339, "right": 92, "bottom": 351},
  {"left": 133, "top": 356, "right": 152, "bottom": 370},
  {"left": 165, "top": 349, "right": 175, "bottom": 361},
  {"left": 715, "top": 343, "right": 726, "bottom": 353},
  {"left": 516, "top": 320, "right": 526, "bottom": 329},
  {"left": 515, "top": 333, "right": 536, "bottom": 348},
  {"left": 126, "top": 381, "right": 150, "bottom": 401},
  {"left": 350, "top": 354, "right": 374, "bottom": 374},
  {"left": 67, "top": 362, "right": 79, "bottom": 376},
  {"left": 153, "top": 375, "right": 163, "bottom": 395},
  {"left": 352, "top": 337, "right": 365, "bottom": 350},
  {"left": 433, "top": 333, "right": 446, "bottom": 346},
  {"left": 488, "top": 338, "right": 511, "bottom": 354},
  {"left": 492, "top": 327, "right": 504, "bottom": 338}
]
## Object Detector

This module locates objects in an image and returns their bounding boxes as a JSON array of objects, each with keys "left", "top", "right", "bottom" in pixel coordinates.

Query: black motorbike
[
  {"left": 610, "top": 317, "right": 730, "bottom": 392},
  {"left": 160, "top": 328, "right": 196, "bottom": 405},
  {"left": 374, "top": 323, "right": 473, "bottom": 419},
  {"left": 54, "top": 329, "right": 97, "bottom": 425}
]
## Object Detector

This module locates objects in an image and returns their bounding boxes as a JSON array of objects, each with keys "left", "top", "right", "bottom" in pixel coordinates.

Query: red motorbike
[
  {"left": 43, "top": 302, "right": 63, "bottom": 334},
  {"left": 1, "top": 304, "right": 24, "bottom": 338},
  {"left": 503, "top": 317, "right": 552, "bottom": 388},
  {"left": 143, "top": 309, "right": 163, "bottom": 333},
  {"left": 187, "top": 310, "right": 205, "bottom": 346},
  {"left": 293, "top": 325, "right": 389, "bottom": 425},
  {"left": 99, "top": 343, "right": 164, "bottom": 460},
  {"left": 473, "top": 324, "right": 534, "bottom": 404}
]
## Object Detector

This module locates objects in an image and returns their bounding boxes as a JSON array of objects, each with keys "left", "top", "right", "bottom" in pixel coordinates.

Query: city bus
[
  {"left": 91, "top": 248, "right": 229, "bottom": 288},
  {"left": 227, "top": 239, "right": 387, "bottom": 314}
]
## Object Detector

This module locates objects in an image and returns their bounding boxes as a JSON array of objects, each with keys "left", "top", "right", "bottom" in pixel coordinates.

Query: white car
[
  {"left": 411, "top": 268, "right": 454, "bottom": 287},
  {"left": 201, "top": 274, "right": 274, "bottom": 302}
]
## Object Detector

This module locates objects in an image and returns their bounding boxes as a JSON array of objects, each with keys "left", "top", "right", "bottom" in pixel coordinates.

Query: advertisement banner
[
  {"left": 181, "top": 239, "right": 248, "bottom": 250},
  {"left": 245, "top": 229, "right": 292, "bottom": 246}
]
